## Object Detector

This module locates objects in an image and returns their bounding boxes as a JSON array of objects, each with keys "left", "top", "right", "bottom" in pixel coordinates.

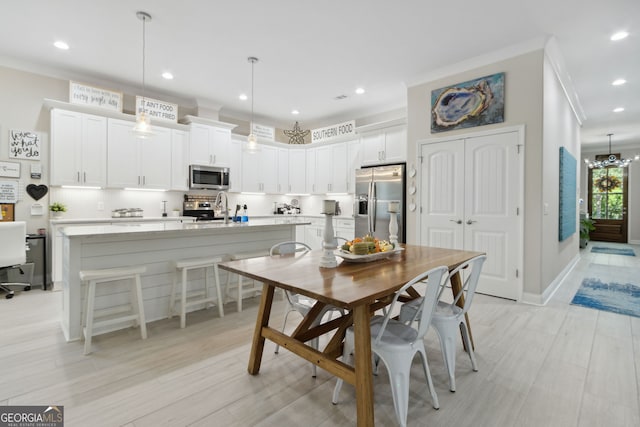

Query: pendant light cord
[{"left": 142, "top": 14, "right": 146, "bottom": 109}]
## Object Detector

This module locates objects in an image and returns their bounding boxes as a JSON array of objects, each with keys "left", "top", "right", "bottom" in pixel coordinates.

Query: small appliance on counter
[
  {"left": 112, "top": 208, "right": 144, "bottom": 218},
  {"left": 274, "top": 199, "right": 301, "bottom": 215},
  {"left": 182, "top": 195, "right": 226, "bottom": 221}
]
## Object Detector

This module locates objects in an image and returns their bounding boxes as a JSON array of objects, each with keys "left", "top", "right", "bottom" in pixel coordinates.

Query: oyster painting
[{"left": 431, "top": 72, "right": 505, "bottom": 133}]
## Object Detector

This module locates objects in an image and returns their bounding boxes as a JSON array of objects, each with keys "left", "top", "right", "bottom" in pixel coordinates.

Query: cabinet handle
[
  {"left": 77, "top": 171, "right": 80, "bottom": 182},
  {"left": 450, "top": 219, "right": 462, "bottom": 224},
  {"left": 138, "top": 176, "right": 140, "bottom": 185},
  {"left": 466, "top": 219, "right": 477, "bottom": 225},
  {"left": 213, "top": 154, "right": 216, "bottom": 164},
  {"left": 83, "top": 172, "right": 87, "bottom": 183},
  {"left": 143, "top": 176, "right": 146, "bottom": 185}
]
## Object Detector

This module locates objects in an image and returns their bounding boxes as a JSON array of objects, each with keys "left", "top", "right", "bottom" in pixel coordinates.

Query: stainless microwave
[{"left": 189, "top": 165, "right": 230, "bottom": 190}]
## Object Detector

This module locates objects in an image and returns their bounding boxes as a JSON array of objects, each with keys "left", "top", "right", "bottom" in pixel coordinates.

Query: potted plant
[
  {"left": 50, "top": 202, "right": 67, "bottom": 218},
  {"left": 579, "top": 217, "right": 595, "bottom": 249}
]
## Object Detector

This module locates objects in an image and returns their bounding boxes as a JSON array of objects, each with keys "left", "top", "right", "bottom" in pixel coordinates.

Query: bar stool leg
[
  {"left": 168, "top": 268, "right": 178, "bottom": 318},
  {"left": 134, "top": 274, "right": 147, "bottom": 339},
  {"left": 84, "top": 280, "right": 97, "bottom": 355},
  {"left": 213, "top": 263, "right": 224, "bottom": 318},
  {"left": 180, "top": 268, "right": 188, "bottom": 329}
]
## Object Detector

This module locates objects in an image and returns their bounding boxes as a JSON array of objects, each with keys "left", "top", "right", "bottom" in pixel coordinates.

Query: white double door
[{"left": 419, "top": 129, "right": 523, "bottom": 300}]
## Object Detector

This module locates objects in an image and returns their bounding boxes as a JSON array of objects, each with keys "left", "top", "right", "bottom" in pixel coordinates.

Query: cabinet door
[
  {"left": 140, "top": 126, "right": 171, "bottom": 189},
  {"left": 305, "top": 226, "right": 324, "bottom": 250},
  {"left": 277, "top": 148, "right": 289, "bottom": 194},
  {"left": 189, "top": 123, "right": 211, "bottom": 165},
  {"left": 51, "top": 109, "right": 82, "bottom": 186},
  {"left": 383, "top": 126, "right": 406, "bottom": 164},
  {"left": 241, "top": 149, "right": 261, "bottom": 192},
  {"left": 260, "top": 145, "right": 278, "bottom": 193},
  {"left": 360, "top": 132, "right": 384, "bottom": 166},
  {"left": 347, "top": 139, "right": 361, "bottom": 193},
  {"left": 81, "top": 114, "right": 107, "bottom": 187},
  {"left": 288, "top": 149, "right": 306, "bottom": 194},
  {"left": 315, "top": 145, "right": 332, "bottom": 193},
  {"left": 306, "top": 147, "right": 318, "bottom": 194},
  {"left": 171, "top": 129, "right": 189, "bottom": 191},
  {"left": 228, "top": 138, "right": 243, "bottom": 193},
  {"left": 331, "top": 143, "right": 348, "bottom": 193},
  {"left": 210, "top": 128, "right": 230, "bottom": 166},
  {"left": 107, "top": 119, "right": 140, "bottom": 188}
]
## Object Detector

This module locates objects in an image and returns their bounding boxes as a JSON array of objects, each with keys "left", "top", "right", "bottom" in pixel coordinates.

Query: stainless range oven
[{"left": 183, "top": 195, "right": 225, "bottom": 221}]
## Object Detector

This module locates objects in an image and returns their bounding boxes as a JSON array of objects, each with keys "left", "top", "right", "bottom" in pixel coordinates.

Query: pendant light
[
  {"left": 132, "top": 11, "right": 154, "bottom": 139},
  {"left": 585, "top": 133, "right": 635, "bottom": 168},
  {"left": 244, "top": 56, "right": 261, "bottom": 153}
]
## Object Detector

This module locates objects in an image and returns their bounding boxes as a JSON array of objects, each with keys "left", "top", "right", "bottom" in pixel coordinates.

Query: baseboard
[
  {"left": 521, "top": 253, "right": 580, "bottom": 306},
  {"left": 629, "top": 239, "right": 640, "bottom": 245}
]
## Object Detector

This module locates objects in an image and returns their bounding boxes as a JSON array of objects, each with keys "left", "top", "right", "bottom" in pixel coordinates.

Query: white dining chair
[
  {"left": 399, "top": 254, "right": 486, "bottom": 392},
  {"left": 270, "top": 241, "right": 344, "bottom": 377},
  {"left": 332, "top": 265, "right": 449, "bottom": 427}
]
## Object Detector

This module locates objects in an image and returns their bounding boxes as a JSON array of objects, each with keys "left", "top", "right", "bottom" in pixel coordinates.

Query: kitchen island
[{"left": 59, "top": 218, "right": 309, "bottom": 341}]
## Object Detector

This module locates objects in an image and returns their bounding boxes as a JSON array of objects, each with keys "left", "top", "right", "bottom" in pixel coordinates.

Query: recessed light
[
  {"left": 161, "top": 72, "right": 174, "bottom": 80},
  {"left": 612, "top": 78, "right": 626, "bottom": 86},
  {"left": 291, "top": 110, "right": 300, "bottom": 115},
  {"left": 355, "top": 87, "right": 365, "bottom": 95},
  {"left": 613, "top": 107, "right": 625, "bottom": 113},
  {"left": 239, "top": 94, "right": 248, "bottom": 101},
  {"left": 610, "top": 31, "right": 629, "bottom": 41},
  {"left": 54, "top": 41, "right": 69, "bottom": 50}
]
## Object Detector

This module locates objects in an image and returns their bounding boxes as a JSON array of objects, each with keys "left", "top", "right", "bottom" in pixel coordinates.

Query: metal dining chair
[
  {"left": 332, "top": 265, "right": 449, "bottom": 427},
  {"left": 270, "top": 241, "right": 345, "bottom": 377},
  {"left": 399, "top": 254, "right": 486, "bottom": 392}
]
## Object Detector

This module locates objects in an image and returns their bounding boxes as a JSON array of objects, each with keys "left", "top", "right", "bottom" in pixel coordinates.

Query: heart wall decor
[{"left": 26, "top": 184, "right": 48, "bottom": 201}]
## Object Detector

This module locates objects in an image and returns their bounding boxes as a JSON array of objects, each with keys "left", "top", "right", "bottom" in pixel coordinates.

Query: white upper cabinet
[
  {"left": 277, "top": 148, "right": 289, "bottom": 194},
  {"left": 347, "top": 139, "right": 361, "bottom": 194},
  {"left": 50, "top": 109, "right": 107, "bottom": 187},
  {"left": 360, "top": 125, "right": 406, "bottom": 166},
  {"left": 171, "top": 129, "right": 189, "bottom": 191},
  {"left": 107, "top": 118, "right": 171, "bottom": 189},
  {"left": 307, "top": 142, "right": 349, "bottom": 194},
  {"left": 188, "top": 122, "right": 233, "bottom": 167},
  {"left": 241, "top": 144, "right": 277, "bottom": 193},
  {"left": 288, "top": 149, "right": 306, "bottom": 194},
  {"left": 228, "top": 137, "right": 243, "bottom": 193}
]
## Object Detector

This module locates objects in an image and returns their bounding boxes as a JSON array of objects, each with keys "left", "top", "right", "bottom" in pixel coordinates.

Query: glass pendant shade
[{"left": 132, "top": 11, "right": 154, "bottom": 139}]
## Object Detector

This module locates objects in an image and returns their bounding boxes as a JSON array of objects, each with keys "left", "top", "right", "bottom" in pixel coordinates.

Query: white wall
[
  {"left": 407, "top": 49, "right": 545, "bottom": 300},
  {"left": 540, "top": 54, "right": 581, "bottom": 289}
]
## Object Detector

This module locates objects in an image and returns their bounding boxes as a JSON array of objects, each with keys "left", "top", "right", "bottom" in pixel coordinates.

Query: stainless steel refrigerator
[{"left": 355, "top": 164, "right": 406, "bottom": 242}]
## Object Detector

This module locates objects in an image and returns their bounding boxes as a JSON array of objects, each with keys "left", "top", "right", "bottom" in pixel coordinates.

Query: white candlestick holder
[{"left": 320, "top": 212, "right": 338, "bottom": 268}]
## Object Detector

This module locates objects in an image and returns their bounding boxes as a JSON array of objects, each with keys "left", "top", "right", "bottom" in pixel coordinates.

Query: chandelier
[{"left": 585, "top": 133, "right": 635, "bottom": 169}]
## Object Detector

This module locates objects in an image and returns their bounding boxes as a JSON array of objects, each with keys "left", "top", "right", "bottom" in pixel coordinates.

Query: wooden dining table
[{"left": 219, "top": 244, "right": 484, "bottom": 426}]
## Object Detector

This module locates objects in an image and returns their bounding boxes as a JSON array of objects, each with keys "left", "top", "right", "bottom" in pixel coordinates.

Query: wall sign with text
[
  {"left": 69, "top": 81, "right": 123, "bottom": 112},
  {"left": 311, "top": 120, "right": 355, "bottom": 143},
  {"left": 136, "top": 96, "right": 178, "bottom": 123},
  {"left": 0, "top": 161, "right": 20, "bottom": 178},
  {"left": 9, "top": 130, "right": 41, "bottom": 160}
]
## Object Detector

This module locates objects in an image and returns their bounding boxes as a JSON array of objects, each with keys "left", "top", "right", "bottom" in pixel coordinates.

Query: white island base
[{"left": 60, "top": 220, "right": 307, "bottom": 342}]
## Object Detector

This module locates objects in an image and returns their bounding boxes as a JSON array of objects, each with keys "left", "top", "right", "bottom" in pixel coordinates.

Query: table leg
[
  {"left": 353, "top": 305, "right": 374, "bottom": 427},
  {"left": 248, "top": 282, "right": 275, "bottom": 375},
  {"left": 450, "top": 272, "right": 475, "bottom": 351}
]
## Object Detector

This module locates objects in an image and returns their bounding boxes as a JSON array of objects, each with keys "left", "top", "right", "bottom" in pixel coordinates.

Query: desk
[{"left": 219, "top": 244, "right": 483, "bottom": 426}]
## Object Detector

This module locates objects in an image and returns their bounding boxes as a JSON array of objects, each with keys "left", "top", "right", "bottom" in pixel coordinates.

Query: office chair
[{"left": 0, "top": 221, "right": 31, "bottom": 299}]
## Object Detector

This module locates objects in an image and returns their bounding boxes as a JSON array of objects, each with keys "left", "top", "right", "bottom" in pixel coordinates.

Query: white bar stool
[
  {"left": 79, "top": 266, "right": 147, "bottom": 355},
  {"left": 168, "top": 257, "right": 224, "bottom": 328},
  {"left": 225, "top": 250, "right": 268, "bottom": 312}
]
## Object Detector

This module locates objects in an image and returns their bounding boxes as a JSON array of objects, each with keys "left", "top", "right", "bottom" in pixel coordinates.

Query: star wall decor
[{"left": 283, "top": 121, "right": 310, "bottom": 144}]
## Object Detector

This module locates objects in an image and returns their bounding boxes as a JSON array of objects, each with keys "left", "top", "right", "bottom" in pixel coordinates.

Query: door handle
[
  {"left": 450, "top": 219, "right": 462, "bottom": 224},
  {"left": 466, "top": 219, "right": 477, "bottom": 225}
]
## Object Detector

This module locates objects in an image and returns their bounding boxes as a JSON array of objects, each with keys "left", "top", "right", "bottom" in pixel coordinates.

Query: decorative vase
[{"left": 51, "top": 211, "right": 63, "bottom": 218}]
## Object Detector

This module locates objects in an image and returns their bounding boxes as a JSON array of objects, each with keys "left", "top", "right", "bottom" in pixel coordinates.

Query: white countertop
[
  {"left": 60, "top": 217, "right": 310, "bottom": 237},
  {"left": 50, "top": 216, "right": 194, "bottom": 225}
]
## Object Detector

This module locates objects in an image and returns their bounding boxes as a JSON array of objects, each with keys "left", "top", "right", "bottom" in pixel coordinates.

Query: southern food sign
[
  {"left": 311, "top": 120, "right": 355, "bottom": 143},
  {"left": 430, "top": 72, "right": 505, "bottom": 133}
]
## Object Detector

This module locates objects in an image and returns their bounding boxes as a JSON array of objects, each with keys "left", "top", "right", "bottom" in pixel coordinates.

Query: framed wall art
[
  {"left": 559, "top": 147, "right": 577, "bottom": 241},
  {"left": 0, "top": 161, "right": 20, "bottom": 178},
  {"left": 431, "top": 72, "right": 505, "bottom": 133}
]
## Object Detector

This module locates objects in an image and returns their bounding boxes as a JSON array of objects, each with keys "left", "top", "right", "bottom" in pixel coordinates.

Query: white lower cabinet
[
  {"left": 301, "top": 217, "right": 354, "bottom": 250},
  {"left": 107, "top": 118, "right": 172, "bottom": 189}
]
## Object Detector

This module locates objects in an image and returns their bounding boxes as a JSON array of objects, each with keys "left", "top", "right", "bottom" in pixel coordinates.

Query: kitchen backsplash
[{"left": 49, "top": 188, "right": 355, "bottom": 219}]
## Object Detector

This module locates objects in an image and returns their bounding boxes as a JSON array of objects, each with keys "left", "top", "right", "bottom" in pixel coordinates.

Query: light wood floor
[{"left": 1, "top": 243, "right": 639, "bottom": 426}]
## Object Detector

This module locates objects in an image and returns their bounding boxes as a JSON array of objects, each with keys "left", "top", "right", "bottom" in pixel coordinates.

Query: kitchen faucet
[{"left": 214, "top": 191, "right": 229, "bottom": 224}]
